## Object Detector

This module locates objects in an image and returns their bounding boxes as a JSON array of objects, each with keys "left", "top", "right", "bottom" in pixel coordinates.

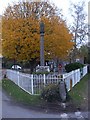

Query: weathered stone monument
[
  {"left": 36, "top": 21, "right": 49, "bottom": 73},
  {"left": 36, "top": 65, "right": 50, "bottom": 72},
  {"left": 40, "top": 21, "right": 44, "bottom": 66},
  {"left": 59, "top": 80, "right": 67, "bottom": 102}
]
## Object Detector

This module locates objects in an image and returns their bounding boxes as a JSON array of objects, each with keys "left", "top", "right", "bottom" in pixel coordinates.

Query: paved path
[{"left": 1, "top": 90, "right": 89, "bottom": 119}]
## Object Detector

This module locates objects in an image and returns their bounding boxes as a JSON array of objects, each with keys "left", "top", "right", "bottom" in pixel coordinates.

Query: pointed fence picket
[{"left": 6, "top": 66, "right": 87, "bottom": 95}]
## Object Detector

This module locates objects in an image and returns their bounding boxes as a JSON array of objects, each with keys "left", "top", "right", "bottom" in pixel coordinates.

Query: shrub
[
  {"left": 41, "top": 83, "right": 70, "bottom": 102},
  {"left": 65, "top": 62, "right": 84, "bottom": 72},
  {"left": 41, "top": 84, "right": 61, "bottom": 102}
]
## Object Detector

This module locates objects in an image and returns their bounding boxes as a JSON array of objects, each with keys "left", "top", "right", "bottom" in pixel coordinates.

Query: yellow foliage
[{"left": 2, "top": 16, "right": 74, "bottom": 62}]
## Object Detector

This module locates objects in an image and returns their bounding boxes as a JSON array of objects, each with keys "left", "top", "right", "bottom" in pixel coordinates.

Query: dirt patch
[
  {"left": 39, "top": 101, "right": 77, "bottom": 113},
  {"left": 14, "top": 99, "right": 78, "bottom": 114}
]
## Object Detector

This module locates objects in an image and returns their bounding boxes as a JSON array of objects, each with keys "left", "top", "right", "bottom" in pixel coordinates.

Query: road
[{"left": 1, "top": 89, "right": 89, "bottom": 119}]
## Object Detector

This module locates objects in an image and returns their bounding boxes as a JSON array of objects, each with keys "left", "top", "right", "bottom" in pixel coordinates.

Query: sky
[
  {"left": 0, "top": 0, "right": 90, "bottom": 14},
  {"left": 0, "top": 0, "right": 90, "bottom": 24}
]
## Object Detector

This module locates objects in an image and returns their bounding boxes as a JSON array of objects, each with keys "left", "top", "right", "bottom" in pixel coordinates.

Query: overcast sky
[
  {"left": 0, "top": 0, "right": 89, "bottom": 14},
  {"left": 0, "top": 0, "right": 90, "bottom": 24}
]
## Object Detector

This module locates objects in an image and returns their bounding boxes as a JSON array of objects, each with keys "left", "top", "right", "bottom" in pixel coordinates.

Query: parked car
[{"left": 11, "top": 65, "right": 22, "bottom": 70}]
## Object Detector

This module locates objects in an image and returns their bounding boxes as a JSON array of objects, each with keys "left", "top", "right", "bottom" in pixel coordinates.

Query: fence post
[
  {"left": 17, "top": 71, "right": 19, "bottom": 86},
  {"left": 86, "top": 65, "right": 88, "bottom": 74},
  {"left": 78, "top": 69, "right": 80, "bottom": 82},
  {"left": 31, "top": 74, "right": 34, "bottom": 94},
  {"left": 43, "top": 74, "right": 46, "bottom": 87}
]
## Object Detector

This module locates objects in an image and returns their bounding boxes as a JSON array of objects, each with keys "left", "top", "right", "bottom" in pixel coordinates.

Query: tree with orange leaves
[{"left": 2, "top": 1, "right": 74, "bottom": 70}]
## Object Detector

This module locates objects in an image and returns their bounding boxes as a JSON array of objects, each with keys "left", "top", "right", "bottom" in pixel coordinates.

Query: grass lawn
[
  {"left": 0, "top": 80, "right": 2, "bottom": 86},
  {"left": 2, "top": 79, "right": 43, "bottom": 106},
  {"left": 69, "top": 73, "right": 89, "bottom": 110}
]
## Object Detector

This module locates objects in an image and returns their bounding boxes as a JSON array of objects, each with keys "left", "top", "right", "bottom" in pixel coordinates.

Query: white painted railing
[
  {"left": 82, "top": 65, "right": 88, "bottom": 77},
  {"left": 5, "top": 66, "right": 88, "bottom": 95},
  {"left": 63, "top": 69, "right": 81, "bottom": 91}
]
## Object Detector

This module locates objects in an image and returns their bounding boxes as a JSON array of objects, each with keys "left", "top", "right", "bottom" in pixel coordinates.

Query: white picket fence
[{"left": 6, "top": 66, "right": 87, "bottom": 95}]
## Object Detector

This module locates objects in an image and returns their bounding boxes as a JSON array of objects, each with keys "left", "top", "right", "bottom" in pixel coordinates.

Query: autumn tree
[
  {"left": 0, "top": 15, "right": 2, "bottom": 56},
  {"left": 4, "top": 1, "right": 61, "bottom": 19},
  {"left": 76, "top": 45, "right": 88, "bottom": 64},
  {"left": 2, "top": 1, "right": 74, "bottom": 71},
  {"left": 69, "top": 1, "right": 88, "bottom": 62}
]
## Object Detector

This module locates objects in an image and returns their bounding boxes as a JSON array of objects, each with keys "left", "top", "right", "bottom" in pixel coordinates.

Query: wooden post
[{"left": 70, "top": 79, "right": 72, "bottom": 90}]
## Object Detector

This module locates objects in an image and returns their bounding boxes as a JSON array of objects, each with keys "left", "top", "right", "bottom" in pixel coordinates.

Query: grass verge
[
  {"left": 0, "top": 80, "right": 2, "bottom": 86},
  {"left": 69, "top": 73, "right": 89, "bottom": 110},
  {"left": 2, "top": 79, "right": 42, "bottom": 106}
]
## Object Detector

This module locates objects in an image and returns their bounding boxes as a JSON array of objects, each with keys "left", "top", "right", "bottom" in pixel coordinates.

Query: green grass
[
  {"left": 2, "top": 79, "right": 43, "bottom": 106},
  {"left": 0, "top": 80, "right": 2, "bottom": 87},
  {"left": 69, "top": 73, "right": 89, "bottom": 109}
]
